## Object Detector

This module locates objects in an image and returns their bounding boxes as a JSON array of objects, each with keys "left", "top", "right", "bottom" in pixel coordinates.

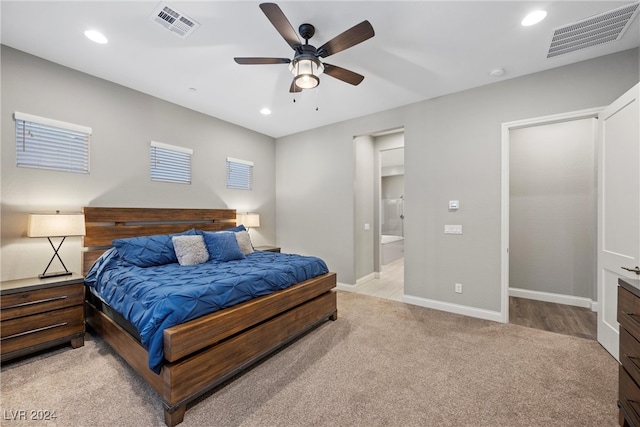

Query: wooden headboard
[{"left": 82, "top": 207, "right": 236, "bottom": 275}]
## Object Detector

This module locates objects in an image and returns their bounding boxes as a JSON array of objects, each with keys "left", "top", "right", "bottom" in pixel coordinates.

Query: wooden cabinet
[
  {"left": 618, "top": 278, "right": 640, "bottom": 426},
  {"left": 1, "top": 274, "right": 85, "bottom": 362}
]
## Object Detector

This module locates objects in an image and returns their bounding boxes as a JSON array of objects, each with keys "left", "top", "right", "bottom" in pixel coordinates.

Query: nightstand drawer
[
  {"left": 0, "top": 306, "right": 84, "bottom": 355},
  {"left": 0, "top": 283, "right": 84, "bottom": 321}
]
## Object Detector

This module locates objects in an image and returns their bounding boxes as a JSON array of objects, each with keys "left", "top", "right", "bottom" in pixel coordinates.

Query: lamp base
[{"left": 39, "top": 271, "right": 72, "bottom": 279}]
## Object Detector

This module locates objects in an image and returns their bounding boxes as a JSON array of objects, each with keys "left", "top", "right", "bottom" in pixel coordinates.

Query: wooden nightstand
[
  {"left": 1, "top": 274, "right": 85, "bottom": 362},
  {"left": 255, "top": 245, "right": 281, "bottom": 253}
]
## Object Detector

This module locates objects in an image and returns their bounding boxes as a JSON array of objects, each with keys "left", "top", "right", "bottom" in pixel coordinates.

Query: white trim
[
  {"left": 509, "top": 287, "right": 595, "bottom": 310},
  {"left": 402, "top": 294, "right": 503, "bottom": 323},
  {"left": 356, "top": 272, "right": 376, "bottom": 286},
  {"left": 500, "top": 107, "right": 604, "bottom": 326},
  {"left": 14, "top": 111, "right": 92, "bottom": 134},
  {"left": 336, "top": 282, "right": 356, "bottom": 291},
  {"left": 150, "top": 140, "right": 193, "bottom": 155},
  {"left": 226, "top": 157, "right": 254, "bottom": 166}
]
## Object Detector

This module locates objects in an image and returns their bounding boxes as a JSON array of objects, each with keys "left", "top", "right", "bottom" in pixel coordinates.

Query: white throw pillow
[
  {"left": 172, "top": 235, "right": 209, "bottom": 266},
  {"left": 235, "top": 230, "right": 254, "bottom": 255}
]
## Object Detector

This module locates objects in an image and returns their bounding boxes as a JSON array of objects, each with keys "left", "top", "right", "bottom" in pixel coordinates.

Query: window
[
  {"left": 15, "top": 112, "right": 91, "bottom": 174},
  {"left": 150, "top": 141, "right": 192, "bottom": 184},
  {"left": 226, "top": 157, "right": 253, "bottom": 190}
]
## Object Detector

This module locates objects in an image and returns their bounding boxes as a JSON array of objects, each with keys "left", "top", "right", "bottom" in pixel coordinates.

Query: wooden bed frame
[{"left": 82, "top": 207, "right": 337, "bottom": 426}]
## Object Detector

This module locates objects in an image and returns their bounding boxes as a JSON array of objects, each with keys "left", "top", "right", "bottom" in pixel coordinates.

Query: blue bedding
[{"left": 85, "top": 248, "right": 329, "bottom": 373}]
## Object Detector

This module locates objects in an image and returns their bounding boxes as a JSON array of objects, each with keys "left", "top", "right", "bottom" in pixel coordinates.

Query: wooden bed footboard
[
  {"left": 81, "top": 207, "right": 338, "bottom": 426},
  {"left": 85, "top": 278, "right": 337, "bottom": 426}
]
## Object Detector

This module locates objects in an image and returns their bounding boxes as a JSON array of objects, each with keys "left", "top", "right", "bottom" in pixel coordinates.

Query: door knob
[{"left": 622, "top": 266, "right": 640, "bottom": 275}]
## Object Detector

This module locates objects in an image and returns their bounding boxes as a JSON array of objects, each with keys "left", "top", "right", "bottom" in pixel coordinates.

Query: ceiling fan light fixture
[{"left": 289, "top": 57, "right": 324, "bottom": 89}]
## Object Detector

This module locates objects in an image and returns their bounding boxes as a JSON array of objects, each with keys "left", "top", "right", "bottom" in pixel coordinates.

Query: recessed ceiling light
[
  {"left": 84, "top": 30, "right": 108, "bottom": 44},
  {"left": 521, "top": 10, "right": 547, "bottom": 26},
  {"left": 260, "top": 108, "right": 272, "bottom": 116},
  {"left": 490, "top": 68, "right": 505, "bottom": 77},
  {"left": 188, "top": 87, "right": 197, "bottom": 92}
]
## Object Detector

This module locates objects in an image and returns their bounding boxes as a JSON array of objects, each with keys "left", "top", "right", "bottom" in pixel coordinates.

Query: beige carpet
[{"left": 1, "top": 291, "right": 618, "bottom": 427}]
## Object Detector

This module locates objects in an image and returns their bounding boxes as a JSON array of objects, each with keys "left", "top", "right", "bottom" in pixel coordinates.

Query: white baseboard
[
  {"left": 509, "top": 287, "right": 595, "bottom": 311},
  {"left": 402, "top": 294, "right": 504, "bottom": 323},
  {"left": 336, "top": 282, "right": 356, "bottom": 291},
  {"left": 355, "top": 273, "right": 376, "bottom": 286}
]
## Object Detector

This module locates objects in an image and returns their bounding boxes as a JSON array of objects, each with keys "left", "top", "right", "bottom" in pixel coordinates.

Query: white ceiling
[{"left": 2, "top": 1, "right": 639, "bottom": 138}]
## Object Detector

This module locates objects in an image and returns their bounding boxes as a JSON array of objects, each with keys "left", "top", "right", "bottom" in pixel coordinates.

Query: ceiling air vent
[
  {"left": 151, "top": 3, "right": 200, "bottom": 39},
  {"left": 547, "top": 2, "right": 639, "bottom": 58}
]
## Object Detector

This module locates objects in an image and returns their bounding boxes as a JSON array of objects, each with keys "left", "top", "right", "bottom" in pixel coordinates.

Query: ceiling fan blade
[
  {"left": 234, "top": 57, "right": 291, "bottom": 65},
  {"left": 323, "top": 63, "right": 365, "bottom": 86},
  {"left": 289, "top": 79, "right": 303, "bottom": 93},
  {"left": 259, "top": 3, "right": 301, "bottom": 50},
  {"left": 318, "top": 20, "right": 374, "bottom": 58}
]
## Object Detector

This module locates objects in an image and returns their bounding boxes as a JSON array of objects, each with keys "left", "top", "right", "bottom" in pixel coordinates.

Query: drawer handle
[
  {"left": 627, "top": 398, "right": 640, "bottom": 423},
  {"left": 1, "top": 295, "right": 67, "bottom": 310},
  {"left": 1, "top": 322, "right": 68, "bottom": 341},
  {"left": 622, "top": 312, "right": 640, "bottom": 331},
  {"left": 626, "top": 355, "right": 640, "bottom": 375}
]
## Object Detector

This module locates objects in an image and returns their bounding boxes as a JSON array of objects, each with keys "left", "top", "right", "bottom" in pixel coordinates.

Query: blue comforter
[{"left": 85, "top": 249, "right": 329, "bottom": 373}]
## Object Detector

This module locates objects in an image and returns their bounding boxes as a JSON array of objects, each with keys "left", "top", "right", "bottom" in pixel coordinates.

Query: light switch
[
  {"left": 444, "top": 225, "right": 462, "bottom": 234},
  {"left": 364, "top": 223, "right": 370, "bottom": 231},
  {"left": 449, "top": 200, "right": 460, "bottom": 210}
]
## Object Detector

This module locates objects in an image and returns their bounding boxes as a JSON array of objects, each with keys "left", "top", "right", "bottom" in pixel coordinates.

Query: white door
[{"left": 597, "top": 83, "right": 640, "bottom": 360}]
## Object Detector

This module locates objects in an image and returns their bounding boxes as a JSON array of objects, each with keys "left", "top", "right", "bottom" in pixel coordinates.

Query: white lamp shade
[
  {"left": 236, "top": 212, "right": 260, "bottom": 228},
  {"left": 28, "top": 212, "right": 86, "bottom": 237}
]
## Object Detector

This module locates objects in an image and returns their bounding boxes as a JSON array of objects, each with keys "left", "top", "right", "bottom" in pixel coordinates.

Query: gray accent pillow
[
  {"left": 235, "top": 230, "right": 254, "bottom": 255},
  {"left": 172, "top": 235, "right": 209, "bottom": 266}
]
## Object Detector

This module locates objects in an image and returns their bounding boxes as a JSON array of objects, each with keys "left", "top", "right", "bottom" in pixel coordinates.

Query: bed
[{"left": 82, "top": 207, "right": 337, "bottom": 426}]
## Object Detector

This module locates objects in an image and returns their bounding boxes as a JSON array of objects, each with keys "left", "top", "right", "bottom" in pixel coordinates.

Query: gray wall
[
  {"left": 1, "top": 46, "right": 276, "bottom": 280},
  {"left": 354, "top": 135, "right": 375, "bottom": 281},
  {"left": 510, "top": 119, "right": 597, "bottom": 300},
  {"left": 276, "top": 48, "right": 639, "bottom": 314}
]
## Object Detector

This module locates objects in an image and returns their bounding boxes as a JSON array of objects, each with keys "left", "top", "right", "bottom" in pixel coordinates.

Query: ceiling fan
[{"left": 234, "top": 3, "right": 374, "bottom": 93}]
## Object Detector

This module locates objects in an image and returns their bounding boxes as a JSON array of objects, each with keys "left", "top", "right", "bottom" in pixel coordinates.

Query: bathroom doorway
[{"left": 352, "top": 130, "right": 405, "bottom": 301}]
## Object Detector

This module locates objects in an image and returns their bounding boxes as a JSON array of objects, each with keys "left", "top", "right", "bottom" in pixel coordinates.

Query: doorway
[
  {"left": 352, "top": 129, "right": 405, "bottom": 301},
  {"left": 500, "top": 108, "right": 602, "bottom": 325},
  {"left": 508, "top": 117, "right": 598, "bottom": 338}
]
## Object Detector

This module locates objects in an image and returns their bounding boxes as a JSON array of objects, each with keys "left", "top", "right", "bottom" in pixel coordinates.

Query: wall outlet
[{"left": 455, "top": 283, "right": 463, "bottom": 293}]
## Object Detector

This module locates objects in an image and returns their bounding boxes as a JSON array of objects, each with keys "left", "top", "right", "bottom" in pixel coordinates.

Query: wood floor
[
  {"left": 352, "top": 258, "right": 597, "bottom": 341},
  {"left": 509, "top": 296, "right": 597, "bottom": 340}
]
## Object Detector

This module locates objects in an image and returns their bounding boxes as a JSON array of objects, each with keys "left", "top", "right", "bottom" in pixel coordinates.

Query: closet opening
[{"left": 505, "top": 115, "right": 598, "bottom": 339}]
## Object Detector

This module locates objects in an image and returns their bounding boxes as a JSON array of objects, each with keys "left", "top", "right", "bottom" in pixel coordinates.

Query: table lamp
[
  {"left": 236, "top": 212, "right": 260, "bottom": 230},
  {"left": 27, "top": 211, "right": 85, "bottom": 278}
]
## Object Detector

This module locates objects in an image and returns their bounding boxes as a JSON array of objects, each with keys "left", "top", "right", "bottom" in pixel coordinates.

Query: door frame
[{"left": 500, "top": 107, "right": 603, "bottom": 323}]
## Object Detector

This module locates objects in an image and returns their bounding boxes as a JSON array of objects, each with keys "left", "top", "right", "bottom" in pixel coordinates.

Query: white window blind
[
  {"left": 226, "top": 157, "right": 253, "bottom": 190},
  {"left": 150, "top": 141, "right": 192, "bottom": 184},
  {"left": 15, "top": 112, "right": 91, "bottom": 174}
]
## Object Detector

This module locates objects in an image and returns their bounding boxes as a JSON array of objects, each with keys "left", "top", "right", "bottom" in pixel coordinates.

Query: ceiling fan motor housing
[{"left": 298, "top": 23, "right": 315, "bottom": 41}]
